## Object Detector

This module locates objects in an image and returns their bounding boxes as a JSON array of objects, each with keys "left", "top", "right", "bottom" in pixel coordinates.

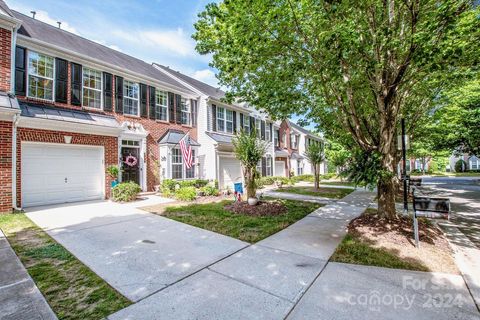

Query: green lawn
[
  {"left": 320, "top": 181, "right": 356, "bottom": 187},
  {"left": 0, "top": 213, "right": 131, "bottom": 320},
  {"left": 161, "top": 199, "right": 321, "bottom": 243},
  {"left": 276, "top": 186, "right": 353, "bottom": 199},
  {"left": 330, "top": 233, "right": 429, "bottom": 271}
]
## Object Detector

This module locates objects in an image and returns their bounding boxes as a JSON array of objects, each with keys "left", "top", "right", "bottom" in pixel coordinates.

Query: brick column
[{"left": 0, "top": 121, "right": 13, "bottom": 213}]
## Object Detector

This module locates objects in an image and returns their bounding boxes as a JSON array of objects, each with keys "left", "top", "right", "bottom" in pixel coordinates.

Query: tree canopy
[{"left": 194, "top": 0, "right": 480, "bottom": 218}]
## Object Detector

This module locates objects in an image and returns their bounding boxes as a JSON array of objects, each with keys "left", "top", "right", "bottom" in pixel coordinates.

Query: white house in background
[
  {"left": 154, "top": 64, "right": 275, "bottom": 190},
  {"left": 154, "top": 64, "right": 326, "bottom": 189}
]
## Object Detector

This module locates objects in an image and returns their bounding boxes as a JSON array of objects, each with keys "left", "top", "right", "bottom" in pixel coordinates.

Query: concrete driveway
[{"left": 25, "top": 196, "right": 248, "bottom": 302}]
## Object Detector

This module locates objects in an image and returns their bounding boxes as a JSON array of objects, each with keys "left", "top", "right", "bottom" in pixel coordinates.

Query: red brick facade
[
  {"left": 0, "top": 27, "right": 11, "bottom": 92},
  {"left": 0, "top": 121, "right": 13, "bottom": 213},
  {"left": 0, "top": 19, "right": 198, "bottom": 211},
  {"left": 15, "top": 128, "right": 118, "bottom": 207},
  {"left": 276, "top": 120, "right": 295, "bottom": 177}
]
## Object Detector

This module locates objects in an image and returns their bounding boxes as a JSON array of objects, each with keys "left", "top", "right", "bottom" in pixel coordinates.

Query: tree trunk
[
  {"left": 377, "top": 151, "right": 397, "bottom": 220},
  {"left": 313, "top": 164, "right": 319, "bottom": 191},
  {"left": 245, "top": 167, "right": 256, "bottom": 198}
]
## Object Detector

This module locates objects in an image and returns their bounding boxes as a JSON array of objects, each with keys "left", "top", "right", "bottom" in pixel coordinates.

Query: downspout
[{"left": 12, "top": 113, "right": 20, "bottom": 211}]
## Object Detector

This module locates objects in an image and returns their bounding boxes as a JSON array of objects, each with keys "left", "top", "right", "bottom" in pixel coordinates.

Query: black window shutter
[
  {"left": 270, "top": 157, "right": 273, "bottom": 175},
  {"left": 239, "top": 113, "right": 244, "bottom": 129},
  {"left": 149, "top": 86, "right": 156, "bottom": 119},
  {"left": 55, "top": 58, "right": 68, "bottom": 103},
  {"left": 249, "top": 116, "right": 255, "bottom": 135},
  {"left": 140, "top": 83, "right": 148, "bottom": 118},
  {"left": 115, "top": 76, "right": 123, "bottom": 113},
  {"left": 212, "top": 104, "right": 217, "bottom": 131},
  {"left": 168, "top": 92, "right": 175, "bottom": 123},
  {"left": 175, "top": 94, "right": 182, "bottom": 124},
  {"left": 191, "top": 99, "right": 197, "bottom": 127},
  {"left": 233, "top": 111, "right": 237, "bottom": 133},
  {"left": 261, "top": 157, "right": 267, "bottom": 176},
  {"left": 261, "top": 120, "right": 266, "bottom": 140},
  {"left": 103, "top": 72, "right": 113, "bottom": 111},
  {"left": 14, "top": 46, "right": 26, "bottom": 96},
  {"left": 70, "top": 63, "right": 82, "bottom": 106}
]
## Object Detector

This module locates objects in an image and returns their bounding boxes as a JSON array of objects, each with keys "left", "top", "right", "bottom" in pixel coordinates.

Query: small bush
[
  {"left": 455, "top": 160, "right": 467, "bottom": 172},
  {"left": 175, "top": 187, "right": 197, "bottom": 201},
  {"left": 179, "top": 179, "right": 209, "bottom": 188},
  {"left": 160, "top": 179, "right": 177, "bottom": 194},
  {"left": 258, "top": 176, "right": 276, "bottom": 186},
  {"left": 112, "top": 182, "right": 141, "bottom": 202},
  {"left": 201, "top": 185, "right": 219, "bottom": 196},
  {"left": 321, "top": 173, "right": 336, "bottom": 180},
  {"left": 291, "top": 174, "right": 315, "bottom": 183}
]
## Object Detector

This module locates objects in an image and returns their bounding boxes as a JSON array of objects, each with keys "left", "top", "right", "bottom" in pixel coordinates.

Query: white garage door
[
  {"left": 275, "top": 161, "right": 286, "bottom": 177},
  {"left": 219, "top": 157, "right": 242, "bottom": 190},
  {"left": 22, "top": 143, "right": 104, "bottom": 207}
]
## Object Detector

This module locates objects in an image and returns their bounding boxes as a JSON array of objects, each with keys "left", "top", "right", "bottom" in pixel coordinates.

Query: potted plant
[
  {"left": 106, "top": 165, "right": 119, "bottom": 188},
  {"left": 232, "top": 129, "right": 268, "bottom": 206}
]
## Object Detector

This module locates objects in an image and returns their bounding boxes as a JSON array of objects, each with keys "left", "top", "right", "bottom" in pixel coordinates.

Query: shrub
[
  {"left": 291, "top": 174, "right": 315, "bottom": 183},
  {"left": 160, "top": 179, "right": 178, "bottom": 193},
  {"left": 106, "top": 165, "right": 119, "bottom": 180},
  {"left": 201, "top": 185, "right": 219, "bottom": 196},
  {"left": 258, "top": 176, "right": 276, "bottom": 186},
  {"left": 179, "top": 179, "right": 209, "bottom": 188},
  {"left": 175, "top": 187, "right": 197, "bottom": 201},
  {"left": 112, "top": 182, "right": 141, "bottom": 202},
  {"left": 455, "top": 160, "right": 467, "bottom": 172}
]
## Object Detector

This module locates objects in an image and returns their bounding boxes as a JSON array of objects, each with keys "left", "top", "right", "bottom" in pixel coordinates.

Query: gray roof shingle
[
  {"left": 154, "top": 64, "right": 226, "bottom": 100},
  {"left": 12, "top": 10, "right": 195, "bottom": 94}
]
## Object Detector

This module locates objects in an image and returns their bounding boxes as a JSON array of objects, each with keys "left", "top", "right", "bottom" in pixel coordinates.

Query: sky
[
  {"left": 6, "top": 0, "right": 219, "bottom": 87},
  {"left": 6, "top": 0, "right": 310, "bottom": 129}
]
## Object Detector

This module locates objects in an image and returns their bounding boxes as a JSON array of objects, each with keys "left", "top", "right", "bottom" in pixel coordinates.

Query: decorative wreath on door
[{"left": 124, "top": 155, "right": 138, "bottom": 167}]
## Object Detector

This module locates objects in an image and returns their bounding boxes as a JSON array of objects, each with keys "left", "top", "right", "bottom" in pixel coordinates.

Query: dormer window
[{"left": 27, "top": 50, "right": 54, "bottom": 101}]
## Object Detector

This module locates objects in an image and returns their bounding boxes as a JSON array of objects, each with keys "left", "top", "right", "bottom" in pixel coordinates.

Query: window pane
[{"left": 27, "top": 51, "right": 54, "bottom": 100}]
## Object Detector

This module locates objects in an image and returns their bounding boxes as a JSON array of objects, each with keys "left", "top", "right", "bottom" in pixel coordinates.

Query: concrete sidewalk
[
  {"left": 0, "top": 230, "right": 57, "bottom": 320},
  {"left": 108, "top": 189, "right": 376, "bottom": 319}
]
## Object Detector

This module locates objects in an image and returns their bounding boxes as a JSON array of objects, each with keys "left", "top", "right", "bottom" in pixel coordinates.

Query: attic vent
[
  {"left": 30, "top": 11, "right": 36, "bottom": 19},
  {"left": 57, "top": 21, "right": 62, "bottom": 29}
]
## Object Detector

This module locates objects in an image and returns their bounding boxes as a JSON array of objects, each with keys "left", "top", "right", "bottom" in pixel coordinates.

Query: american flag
[{"left": 179, "top": 133, "right": 193, "bottom": 169}]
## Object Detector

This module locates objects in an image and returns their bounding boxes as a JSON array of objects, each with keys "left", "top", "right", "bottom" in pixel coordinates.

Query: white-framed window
[
  {"left": 172, "top": 148, "right": 183, "bottom": 179},
  {"left": 123, "top": 80, "right": 139, "bottom": 116},
  {"left": 216, "top": 107, "right": 234, "bottom": 133},
  {"left": 470, "top": 156, "right": 479, "bottom": 170},
  {"left": 242, "top": 114, "right": 250, "bottom": 133},
  {"left": 290, "top": 134, "right": 298, "bottom": 149},
  {"left": 27, "top": 50, "right": 54, "bottom": 100},
  {"left": 217, "top": 107, "right": 225, "bottom": 131},
  {"left": 225, "top": 109, "right": 234, "bottom": 133},
  {"left": 274, "top": 129, "right": 280, "bottom": 147},
  {"left": 256, "top": 119, "right": 261, "bottom": 137},
  {"left": 297, "top": 160, "right": 303, "bottom": 175},
  {"left": 82, "top": 67, "right": 102, "bottom": 109},
  {"left": 156, "top": 89, "right": 168, "bottom": 121},
  {"left": 265, "top": 123, "right": 271, "bottom": 141},
  {"left": 181, "top": 98, "right": 191, "bottom": 125},
  {"left": 185, "top": 149, "right": 196, "bottom": 179},
  {"left": 266, "top": 155, "right": 272, "bottom": 176}
]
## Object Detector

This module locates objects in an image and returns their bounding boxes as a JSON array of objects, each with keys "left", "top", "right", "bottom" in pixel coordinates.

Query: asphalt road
[{"left": 421, "top": 176, "right": 480, "bottom": 248}]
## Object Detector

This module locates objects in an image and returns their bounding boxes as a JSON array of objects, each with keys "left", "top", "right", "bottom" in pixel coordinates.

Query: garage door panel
[
  {"left": 22, "top": 143, "right": 104, "bottom": 207},
  {"left": 219, "top": 157, "right": 242, "bottom": 190}
]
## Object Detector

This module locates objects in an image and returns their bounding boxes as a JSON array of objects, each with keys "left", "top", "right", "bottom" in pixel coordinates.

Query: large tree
[{"left": 194, "top": 0, "right": 479, "bottom": 219}]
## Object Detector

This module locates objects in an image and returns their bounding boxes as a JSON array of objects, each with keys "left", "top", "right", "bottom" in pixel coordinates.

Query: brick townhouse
[
  {"left": 0, "top": 0, "right": 325, "bottom": 213},
  {"left": 0, "top": 2, "right": 199, "bottom": 211}
]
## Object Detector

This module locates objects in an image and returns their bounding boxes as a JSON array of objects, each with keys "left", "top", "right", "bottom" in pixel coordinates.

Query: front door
[{"left": 121, "top": 146, "right": 140, "bottom": 184}]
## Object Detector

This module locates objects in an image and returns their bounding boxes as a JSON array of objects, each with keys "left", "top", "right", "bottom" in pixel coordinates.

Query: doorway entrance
[{"left": 121, "top": 140, "right": 140, "bottom": 184}]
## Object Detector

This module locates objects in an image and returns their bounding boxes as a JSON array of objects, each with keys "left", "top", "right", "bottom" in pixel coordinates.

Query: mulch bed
[
  {"left": 224, "top": 201, "right": 287, "bottom": 216},
  {"left": 349, "top": 209, "right": 444, "bottom": 246}
]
